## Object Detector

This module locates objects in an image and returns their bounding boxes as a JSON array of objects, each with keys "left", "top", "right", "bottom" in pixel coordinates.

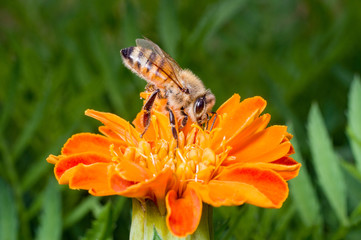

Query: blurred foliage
[{"left": 1, "top": 0, "right": 361, "bottom": 239}]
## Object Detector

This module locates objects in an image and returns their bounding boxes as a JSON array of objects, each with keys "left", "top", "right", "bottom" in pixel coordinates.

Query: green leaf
[
  {"left": 340, "top": 160, "right": 361, "bottom": 183},
  {"left": 152, "top": 227, "right": 162, "bottom": 240},
  {"left": 111, "top": 196, "right": 126, "bottom": 222},
  {"left": 347, "top": 75, "right": 361, "bottom": 174},
  {"left": 340, "top": 160, "right": 361, "bottom": 224},
  {"left": 82, "top": 202, "right": 113, "bottom": 240},
  {"left": 187, "top": 0, "right": 247, "bottom": 47},
  {"left": 63, "top": 196, "right": 100, "bottom": 229},
  {"left": 36, "top": 178, "right": 62, "bottom": 240},
  {"left": 88, "top": 31, "right": 126, "bottom": 116},
  {"left": 308, "top": 103, "right": 348, "bottom": 225},
  {"left": 219, "top": 206, "right": 251, "bottom": 240},
  {"left": 0, "top": 61, "right": 18, "bottom": 136},
  {"left": 122, "top": 1, "right": 141, "bottom": 46},
  {"left": 13, "top": 79, "right": 51, "bottom": 160},
  {"left": 270, "top": 205, "right": 297, "bottom": 240},
  {"left": 289, "top": 123, "right": 321, "bottom": 227},
  {"left": 20, "top": 159, "right": 51, "bottom": 192},
  {"left": 0, "top": 179, "right": 18, "bottom": 240},
  {"left": 158, "top": 0, "right": 180, "bottom": 57},
  {"left": 350, "top": 201, "right": 361, "bottom": 227}
]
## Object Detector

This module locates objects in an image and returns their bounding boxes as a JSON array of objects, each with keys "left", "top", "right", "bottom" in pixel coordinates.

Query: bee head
[{"left": 193, "top": 90, "right": 216, "bottom": 125}]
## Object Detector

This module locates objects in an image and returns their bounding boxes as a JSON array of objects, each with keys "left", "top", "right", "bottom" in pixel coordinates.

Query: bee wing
[{"left": 136, "top": 38, "right": 185, "bottom": 90}]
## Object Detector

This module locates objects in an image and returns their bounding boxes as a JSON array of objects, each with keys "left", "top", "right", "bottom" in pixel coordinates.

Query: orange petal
[
  {"left": 66, "top": 162, "right": 119, "bottom": 196},
  {"left": 98, "top": 126, "right": 128, "bottom": 144},
  {"left": 166, "top": 188, "right": 202, "bottom": 237},
  {"left": 46, "top": 154, "right": 59, "bottom": 164},
  {"left": 109, "top": 173, "right": 136, "bottom": 192},
  {"left": 286, "top": 141, "right": 295, "bottom": 156},
  {"left": 230, "top": 126, "right": 288, "bottom": 162},
  {"left": 132, "top": 110, "right": 146, "bottom": 134},
  {"left": 228, "top": 157, "right": 301, "bottom": 181},
  {"left": 188, "top": 181, "right": 247, "bottom": 207},
  {"left": 214, "top": 113, "right": 270, "bottom": 153},
  {"left": 61, "top": 133, "right": 122, "bottom": 156},
  {"left": 212, "top": 97, "right": 268, "bottom": 150},
  {"left": 132, "top": 110, "right": 172, "bottom": 142},
  {"left": 116, "top": 159, "right": 152, "bottom": 182},
  {"left": 85, "top": 109, "right": 140, "bottom": 146},
  {"left": 216, "top": 167, "right": 288, "bottom": 208},
  {"left": 224, "top": 141, "right": 292, "bottom": 165},
  {"left": 216, "top": 94, "right": 241, "bottom": 115},
  {"left": 234, "top": 113, "right": 271, "bottom": 138},
  {"left": 218, "top": 96, "right": 266, "bottom": 130},
  {"left": 153, "top": 111, "right": 173, "bottom": 141},
  {"left": 110, "top": 168, "right": 173, "bottom": 203},
  {"left": 54, "top": 153, "right": 111, "bottom": 180},
  {"left": 266, "top": 157, "right": 301, "bottom": 180}
]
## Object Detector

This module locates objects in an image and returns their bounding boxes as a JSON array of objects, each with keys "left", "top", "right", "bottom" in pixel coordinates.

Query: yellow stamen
[
  {"left": 176, "top": 149, "right": 186, "bottom": 164},
  {"left": 202, "top": 148, "right": 216, "bottom": 166},
  {"left": 124, "top": 147, "right": 135, "bottom": 162}
]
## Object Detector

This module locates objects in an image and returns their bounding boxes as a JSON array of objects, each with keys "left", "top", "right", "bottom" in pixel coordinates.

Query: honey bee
[{"left": 120, "top": 38, "right": 215, "bottom": 139}]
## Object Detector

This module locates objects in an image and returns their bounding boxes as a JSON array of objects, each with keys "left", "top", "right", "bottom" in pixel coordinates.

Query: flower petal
[
  {"left": 215, "top": 113, "right": 270, "bottom": 153},
  {"left": 216, "top": 94, "right": 241, "bottom": 115},
  {"left": 110, "top": 168, "right": 173, "bottom": 203},
  {"left": 188, "top": 181, "right": 247, "bottom": 207},
  {"left": 217, "top": 95, "right": 266, "bottom": 128},
  {"left": 54, "top": 153, "right": 111, "bottom": 181},
  {"left": 85, "top": 109, "right": 141, "bottom": 146},
  {"left": 132, "top": 110, "right": 147, "bottom": 134},
  {"left": 212, "top": 96, "right": 268, "bottom": 150},
  {"left": 224, "top": 141, "right": 292, "bottom": 165},
  {"left": 230, "top": 126, "right": 288, "bottom": 163},
  {"left": 66, "top": 162, "right": 119, "bottom": 196},
  {"left": 133, "top": 110, "right": 173, "bottom": 142},
  {"left": 216, "top": 167, "right": 288, "bottom": 208},
  {"left": 259, "top": 157, "right": 301, "bottom": 181},
  {"left": 227, "top": 157, "right": 301, "bottom": 181},
  {"left": 108, "top": 173, "right": 135, "bottom": 193},
  {"left": 46, "top": 154, "right": 59, "bottom": 164},
  {"left": 98, "top": 126, "right": 128, "bottom": 144},
  {"left": 166, "top": 188, "right": 202, "bottom": 237},
  {"left": 61, "top": 133, "right": 123, "bottom": 156},
  {"left": 116, "top": 159, "right": 152, "bottom": 182}
]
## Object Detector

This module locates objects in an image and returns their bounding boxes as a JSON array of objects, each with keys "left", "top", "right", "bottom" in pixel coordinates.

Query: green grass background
[{"left": 1, "top": 0, "right": 361, "bottom": 239}]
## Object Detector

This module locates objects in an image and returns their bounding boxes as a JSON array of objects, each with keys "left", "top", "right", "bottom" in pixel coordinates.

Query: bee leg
[
  {"left": 140, "top": 89, "right": 160, "bottom": 138},
  {"left": 209, "top": 111, "right": 218, "bottom": 131},
  {"left": 205, "top": 113, "right": 211, "bottom": 130},
  {"left": 179, "top": 107, "right": 188, "bottom": 130},
  {"left": 168, "top": 107, "right": 178, "bottom": 147}
]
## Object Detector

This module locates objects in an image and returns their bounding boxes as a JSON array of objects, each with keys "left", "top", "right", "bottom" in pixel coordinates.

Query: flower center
[{"left": 111, "top": 126, "right": 231, "bottom": 185}]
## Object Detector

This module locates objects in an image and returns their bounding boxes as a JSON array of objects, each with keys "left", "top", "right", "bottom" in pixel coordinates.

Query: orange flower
[{"left": 47, "top": 94, "right": 300, "bottom": 238}]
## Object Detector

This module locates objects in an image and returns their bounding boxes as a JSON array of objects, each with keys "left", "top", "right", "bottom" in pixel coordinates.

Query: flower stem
[{"left": 130, "top": 199, "right": 213, "bottom": 240}]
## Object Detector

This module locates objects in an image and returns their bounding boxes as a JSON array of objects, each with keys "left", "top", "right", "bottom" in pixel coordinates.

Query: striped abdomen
[{"left": 120, "top": 46, "right": 177, "bottom": 89}]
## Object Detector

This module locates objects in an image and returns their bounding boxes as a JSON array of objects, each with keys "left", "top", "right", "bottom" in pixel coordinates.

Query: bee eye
[{"left": 194, "top": 97, "right": 206, "bottom": 115}]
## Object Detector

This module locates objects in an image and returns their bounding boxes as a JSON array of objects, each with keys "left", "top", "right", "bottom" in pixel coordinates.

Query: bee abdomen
[
  {"left": 121, "top": 47, "right": 134, "bottom": 61},
  {"left": 121, "top": 47, "right": 169, "bottom": 85}
]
